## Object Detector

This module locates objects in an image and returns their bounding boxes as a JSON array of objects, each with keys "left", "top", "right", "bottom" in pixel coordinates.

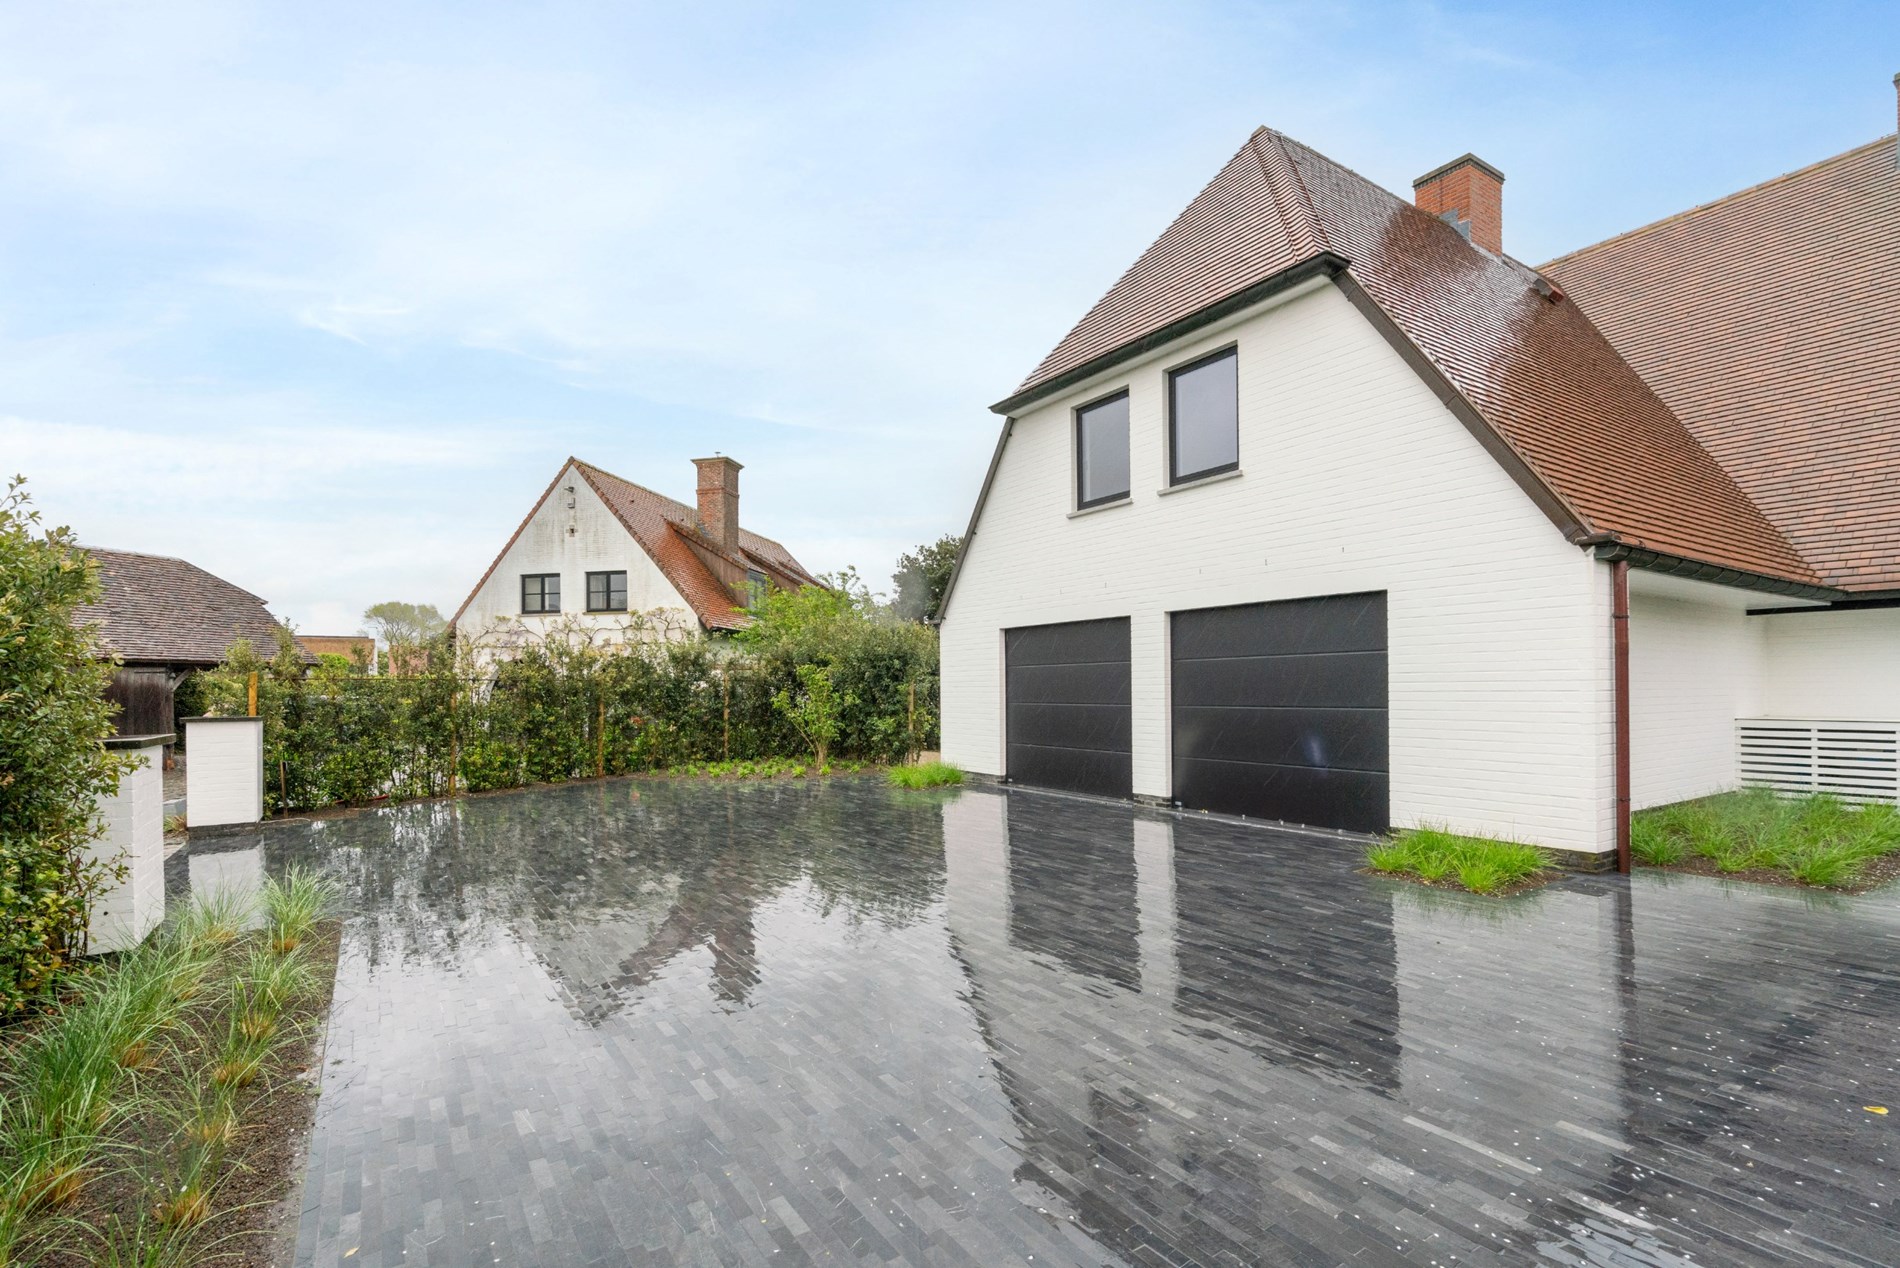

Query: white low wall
[
  {"left": 183, "top": 718, "right": 264, "bottom": 827},
  {"left": 87, "top": 737, "right": 167, "bottom": 953},
  {"left": 1759, "top": 608, "right": 1900, "bottom": 721},
  {"left": 1627, "top": 575, "right": 1764, "bottom": 810}
]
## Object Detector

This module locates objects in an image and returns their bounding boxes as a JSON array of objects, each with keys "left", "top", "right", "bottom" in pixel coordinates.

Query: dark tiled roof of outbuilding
[
  {"left": 1542, "top": 136, "right": 1900, "bottom": 592},
  {"left": 75, "top": 548, "right": 306, "bottom": 667},
  {"left": 1006, "top": 128, "right": 1818, "bottom": 588}
]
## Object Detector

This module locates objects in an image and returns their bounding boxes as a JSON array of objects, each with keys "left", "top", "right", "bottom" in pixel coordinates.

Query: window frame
[
  {"left": 1167, "top": 345, "right": 1240, "bottom": 486},
  {"left": 1073, "top": 387, "right": 1133, "bottom": 510},
  {"left": 745, "top": 568, "right": 769, "bottom": 609},
  {"left": 585, "top": 570, "right": 629, "bottom": 613},
  {"left": 520, "top": 572, "right": 561, "bottom": 615}
]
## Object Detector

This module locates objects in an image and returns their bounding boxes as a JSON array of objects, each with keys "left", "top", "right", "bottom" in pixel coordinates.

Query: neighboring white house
[
  {"left": 939, "top": 90, "right": 1900, "bottom": 867},
  {"left": 453, "top": 456, "right": 819, "bottom": 654}
]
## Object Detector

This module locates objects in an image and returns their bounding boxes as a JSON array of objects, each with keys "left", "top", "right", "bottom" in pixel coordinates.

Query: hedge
[{"left": 197, "top": 581, "right": 939, "bottom": 816}]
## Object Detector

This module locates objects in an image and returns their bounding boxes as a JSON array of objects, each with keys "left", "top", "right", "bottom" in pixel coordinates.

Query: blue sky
[{"left": 2, "top": 1, "right": 1893, "bottom": 633}]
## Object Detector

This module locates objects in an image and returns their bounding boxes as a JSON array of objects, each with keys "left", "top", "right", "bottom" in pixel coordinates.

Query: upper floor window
[
  {"left": 745, "top": 569, "right": 769, "bottom": 608},
  {"left": 521, "top": 573, "right": 561, "bottom": 614},
  {"left": 586, "top": 570, "right": 628, "bottom": 612},
  {"left": 1075, "top": 390, "right": 1131, "bottom": 508},
  {"left": 1169, "top": 347, "right": 1238, "bottom": 484}
]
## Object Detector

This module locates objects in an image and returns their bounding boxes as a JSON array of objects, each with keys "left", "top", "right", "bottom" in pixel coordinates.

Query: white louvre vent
[{"left": 1736, "top": 719, "right": 1900, "bottom": 804}]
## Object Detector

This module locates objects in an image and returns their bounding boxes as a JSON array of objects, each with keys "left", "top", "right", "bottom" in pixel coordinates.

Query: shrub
[{"left": 0, "top": 478, "right": 133, "bottom": 1013}]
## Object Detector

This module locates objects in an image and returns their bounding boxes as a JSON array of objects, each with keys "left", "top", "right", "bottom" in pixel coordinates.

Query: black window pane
[
  {"left": 1171, "top": 350, "right": 1238, "bottom": 482},
  {"left": 586, "top": 571, "right": 627, "bottom": 612},
  {"left": 1077, "top": 394, "right": 1130, "bottom": 506},
  {"left": 544, "top": 575, "right": 560, "bottom": 612}
]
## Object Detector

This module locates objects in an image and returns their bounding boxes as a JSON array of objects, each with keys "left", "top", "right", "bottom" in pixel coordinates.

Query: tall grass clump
[
  {"left": 261, "top": 867, "right": 337, "bottom": 954},
  {"left": 1632, "top": 790, "right": 1900, "bottom": 887},
  {"left": 1367, "top": 827, "right": 1552, "bottom": 895},
  {"left": 887, "top": 761, "right": 963, "bottom": 790}
]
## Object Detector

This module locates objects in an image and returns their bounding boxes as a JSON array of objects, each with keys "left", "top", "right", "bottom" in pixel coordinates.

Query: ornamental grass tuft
[
  {"left": 887, "top": 762, "right": 964, "bottom": 790},
  {"left": 1367, "top": 827, "right": 1551, "bottom": 895},
  {"left": 1632, "top": 790, "right": 1900, "bottom": 888}
]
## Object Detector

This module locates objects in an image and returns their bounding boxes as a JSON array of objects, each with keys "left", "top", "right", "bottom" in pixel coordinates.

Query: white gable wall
[
  {"left": 456, "top": 462, "right": 698, "bottom": 647},
  {"left": 941, "top": 280, "right": 1615, "bottom": 856}
]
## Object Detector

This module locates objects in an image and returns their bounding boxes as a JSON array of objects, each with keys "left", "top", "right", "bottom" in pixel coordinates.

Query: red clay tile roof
[
  {"left": 452, "top": 459, "right": 819, "bottom": 634},
  {"left": 1542, "top": 136, "right": 1900, "bottom": 592},
  {"left": 75, "top": 548, "right": 307, "bottom": 667},
  {"left": 1004, "top": 128, "right": 1819, "bottom": 588},
  {"left": 299, "top": 634, "right": 375, "bottom": 662}
]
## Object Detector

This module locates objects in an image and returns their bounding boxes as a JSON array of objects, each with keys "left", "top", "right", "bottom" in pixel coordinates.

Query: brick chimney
[
  {"left": 1413, "top": 153, "right": 1506, "bottom": 254},
  {"left": 692, "top": 455, "right": 742, "bottom": 550}
]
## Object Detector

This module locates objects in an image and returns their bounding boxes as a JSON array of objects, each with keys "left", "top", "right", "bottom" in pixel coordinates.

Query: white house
[
  {"left": 453, "top": 456, "right": 819, "bottom": 652},
  {"left": 939, "top": 90, "right": 1900, "bottom": 868}
]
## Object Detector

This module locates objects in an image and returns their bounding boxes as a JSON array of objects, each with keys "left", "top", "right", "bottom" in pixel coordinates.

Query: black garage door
[
  {"left": 1005, "top": 618, "right": 1132, "bottom": 799},
  {"left": 1171, "top": 592, "right": 1388, "bottom": 833}
]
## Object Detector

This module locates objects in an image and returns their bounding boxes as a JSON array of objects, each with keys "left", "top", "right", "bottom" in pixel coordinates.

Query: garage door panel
[
  {"left": 1175, "top": 759, "right": 1389, "bottom": 835},
  {"left": 1006, "top": 660, "right": 1134, "bottom": 706},
  {"left": 1170, "top": 592, "right": 1386, "bottom": 660},
  {"left": 1170, "top": 652, "right": 1386, "bottom": 710},
  {"left": 1005, "top": 618, "right": 1131, "bottom": 799},
  {"left": 1171, "top": 594, "right": 1388, "bottom": 833},
  {"left": 1006, "top": 703, "right": 1133, "bottom": 752},
  {"left": 1006, "top": 745, "right": 1133, "bottom": 802},
  {"left": 1171, "top": 705, "right": 1387, "bottom": 771}
]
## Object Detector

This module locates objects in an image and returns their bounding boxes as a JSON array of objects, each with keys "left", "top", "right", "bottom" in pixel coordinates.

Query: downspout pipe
[{"left": 1611, "top": 559, "right": 1631, "bottom": 875}]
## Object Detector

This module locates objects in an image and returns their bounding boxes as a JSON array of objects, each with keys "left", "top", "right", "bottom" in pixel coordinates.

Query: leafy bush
[
  {"left": 192, "top": 574, "right": 938, "bottom": 815},
  {"left": 1367, "top": 827, "right": 1551, "bottom": 895},
  {"left": 0, "top": 478, "right": 133, "bottom": 1013}
]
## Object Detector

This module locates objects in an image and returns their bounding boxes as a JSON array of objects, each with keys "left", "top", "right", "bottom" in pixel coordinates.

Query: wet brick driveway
[{"left": 169, "top": 777, "right": 1900, "bottom": 1266}]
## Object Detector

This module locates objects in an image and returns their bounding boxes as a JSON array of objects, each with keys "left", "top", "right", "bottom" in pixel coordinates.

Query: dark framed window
[
  {"left": 745, "top": 569, "right": 769, "bottom": 608},
  {"left": 1075, "top": 390, "right": 1131, "bottom": 508},
  {"left": 1168, "top": 347, "right": 1239, "bottom": 484},
  {"left": 586, "top": 570, "right": 628, "bottom": 612},
  {"left": 521, "top": 573, "right": 561, "bottom": 614}
]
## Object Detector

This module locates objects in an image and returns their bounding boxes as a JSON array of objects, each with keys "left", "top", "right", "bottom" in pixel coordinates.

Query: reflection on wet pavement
[{"left": 168, "top": 777, "right": 1900, "bottom": 1266}]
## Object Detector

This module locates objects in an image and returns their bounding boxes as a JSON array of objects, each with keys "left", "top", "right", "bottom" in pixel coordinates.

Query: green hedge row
[{"left": 198, "top": 584, "right": 939, "bottom": 815}]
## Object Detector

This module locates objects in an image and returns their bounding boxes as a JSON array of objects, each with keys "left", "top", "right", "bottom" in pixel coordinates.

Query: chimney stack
[
  {"left": 1413, "top": 153, "right": 1506, "bottom": 254},
  {"left": 693, "top": 455, "right": 742, "bottom": 550}
]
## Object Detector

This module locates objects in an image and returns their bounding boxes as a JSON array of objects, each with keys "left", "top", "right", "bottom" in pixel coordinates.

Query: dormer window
[
  {"left": 746, "top": 568, "right": 769, "bottom": 608},
  {"left": 1075, "top": 390, "right": 1131, "bottom": 508}
]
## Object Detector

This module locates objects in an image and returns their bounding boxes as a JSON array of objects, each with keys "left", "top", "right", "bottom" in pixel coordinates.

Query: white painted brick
[
  {"left": 1760, "top": 608, "right": 1900, "bottom": 720},
  {"left": 942, "top": 280, "right": 1615, "bottom": 855},
  {"left": 185, "top": 718, "right": 263, "bottom": 827},
  {"left": 86, "top": 743, "right": 165, "bottom": 953}
]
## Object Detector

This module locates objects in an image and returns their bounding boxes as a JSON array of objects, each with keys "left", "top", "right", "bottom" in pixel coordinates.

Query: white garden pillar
[
  {"left": 183, "top": 717, "right": 265, "bottom": 827},
  {"left": 88, "top": 734, "right": 169, "bottom": 953}
]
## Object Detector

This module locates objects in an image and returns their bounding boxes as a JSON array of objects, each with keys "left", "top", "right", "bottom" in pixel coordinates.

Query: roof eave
[
  {"left": 991, "top": 251, "right": 1350, "bottom": 417},
  {"left": 1590, "top": 541, "right": 1841, "bottom": 602}
]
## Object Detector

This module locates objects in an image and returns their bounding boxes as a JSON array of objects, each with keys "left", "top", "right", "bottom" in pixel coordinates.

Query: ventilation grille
[{"left": 1736, "top": 719, "right": 1900, "bottom": 804}]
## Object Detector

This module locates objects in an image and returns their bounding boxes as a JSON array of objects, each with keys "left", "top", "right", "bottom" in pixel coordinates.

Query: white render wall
[
  {"left": 1759, "top": 608, "right": 1900, "bottom": 721},
  {"left": 455, "top": 461, "right": 699, "bottom": 648},
  {"left": 184, "top": 718, "right": 263, "bottom": 827},
  {"left": 86, "top": 742, "right": 165, "bottom": 953},
  {"left": 941, "top": 280, "right": 1615, "bottom": 856},
  {"left": 1626, "top": 574, "right": 1765, "bottom": 810}
]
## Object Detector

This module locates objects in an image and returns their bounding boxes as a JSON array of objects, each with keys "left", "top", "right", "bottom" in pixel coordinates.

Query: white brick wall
[
  {"left": 941, "top": 280, "right": 1614, "bottom": 855},
  {"left": 86, "top": 743, "right": 165, "bottom": 952},
  {"left": 455, "top": 461, "right": 700, "bottom": 648},
  {"left": 1627, "top": 573, "right": 1764, "bottom": 810},
  {"left": 1760, "top": 608, "right": 1900, "bottom": 720},
  {"left": 185, "top": 718, "right": 263, "bottom": 827}
]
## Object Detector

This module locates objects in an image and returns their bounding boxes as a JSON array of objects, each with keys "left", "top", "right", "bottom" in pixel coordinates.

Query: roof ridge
[
  {"left": 1541, "top": 132, "right": 1897, "bottom": 271},
  {"left": 83, "top": 546, "right": 190, "bottom": 564},
  {"left": 1248, "top": 127, "right": 1329, "bottom": 257}
]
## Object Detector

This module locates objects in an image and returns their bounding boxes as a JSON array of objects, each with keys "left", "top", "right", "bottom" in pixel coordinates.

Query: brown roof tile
[
  {"left": 1004, "top": 128, "right": 1818, "bottom": 587},
  {"left": 75, "top": 548, "right": 307, "bottom": 667},
  {"left": 1543, "top": 136, "right": 1900, "bottom": 592}
]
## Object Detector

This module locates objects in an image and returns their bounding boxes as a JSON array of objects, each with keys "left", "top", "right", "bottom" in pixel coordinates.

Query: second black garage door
[
  {"left": 1005, "top": 618, "right": 1132, "bottom": 799},
  {"left": 1171, "top": 592, "right": 1388, "bottom": 833}
]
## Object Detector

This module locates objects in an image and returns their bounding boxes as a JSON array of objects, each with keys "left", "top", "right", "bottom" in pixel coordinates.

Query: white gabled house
[
  {"left": 453, "top": 456, "right": 819, "bottom": 654},
  {"left": 939, "top": 92, "right": 1900, "bottom": 867}
]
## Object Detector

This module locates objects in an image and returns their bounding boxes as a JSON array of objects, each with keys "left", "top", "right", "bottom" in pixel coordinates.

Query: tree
[
  {"left": 891, "top": 535, "right": 961, "bottom": 623},
  {"left": 362, "top": 601, "right": 446, "bottom": 648},
  {"left": 773, "top": 662, "right": 854, "bottom": 771},
  {"left": 0, "top": 476, "right": 131, "bottom": 1009}
]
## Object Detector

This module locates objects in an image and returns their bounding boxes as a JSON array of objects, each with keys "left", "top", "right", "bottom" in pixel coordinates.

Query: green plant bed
[
  {"left": 887, "top": 761, "right": 963, "bottom": 790},
  {"left": 0, "top": 875, "right": 343, "bottom": 1266},
  {"left": 654, "top": 757, "right": 870, "bottom": 781},
  {"left": 1632, "top": 789, "right": 1900, "bottom": 891},
  {"left": 1366, "top": 827, "right": 1556, "bottom": 896}
]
